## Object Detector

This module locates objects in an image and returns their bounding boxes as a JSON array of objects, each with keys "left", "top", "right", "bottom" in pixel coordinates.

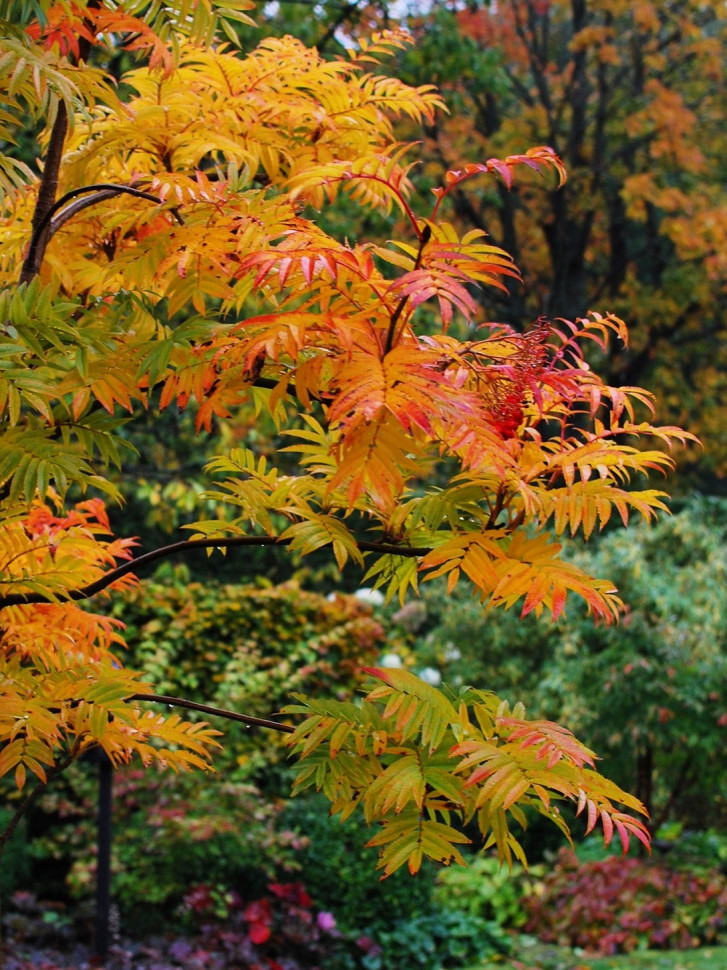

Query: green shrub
[
  {"left": 276, "top": 793, "right": 434, "bottom": 936},
  {"left": 433, "top": 854, "right": 543, "bottom": 929},
  {"left": 401, "top": 497, "right": 727, "bottom": 835},
  {"left": 175, "top": 880, "right": 348, "bottom": 969},
  {"left": 19, "top": 575, "right": 390, "bottom": 929},
  {"left": 276, "top": 796, "right": 512, "bottom": 969},
  {"left": 69, "top": 770, "right": 296, "bottom": 935},
  {"left": 110, "top": 574, "right": 386, "bottom": 782},
  {"left": 654, "top": 826, "right": 727, "bottom": 876},
  {"left": 0, "top": 804, "right": 30, "bottom": 895},
  {"left": 357, "top": 909, "right": 510, "bottom": 970}
]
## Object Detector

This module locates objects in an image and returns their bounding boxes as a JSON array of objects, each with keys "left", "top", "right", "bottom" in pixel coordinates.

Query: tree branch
[
  {"left": 46, "top": 184, "right": 184, "bottom": 236},
  {"left": 18, "top": 6, "right": 99, "bottom": 285},
  {"left": 383, "top": 223, "right": 431, "bottom": 355},
  {"left": 20, "top": 184, "right": 185, "bottom": 281},
  {"left": 130, "top": 693, "right": 295, "bottom": 733},
  {"left": 0, "top": 535, "right": 432, "bottom": 607},
  {"left": 19, "top": 102, "right": 69, "bottom": 285}
]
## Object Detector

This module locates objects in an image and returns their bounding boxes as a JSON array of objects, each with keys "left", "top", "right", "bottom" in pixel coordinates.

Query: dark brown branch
[
  {"left": 19, "top": 102, "right": 69, "bottom": 285},
  {"left": 20, "top": 184, "right": 185, "bottom": 281},
  {"left": 46, "top": 184, "right": 184, "bottom": 236},
  {"left": 130, "top": 693, "right": 295, "bottom": 733},
  {"left": 18, "top": 9, "right": 99, "bottom": 286},
  {"left": 0, "top": 535, "right": 431, "bottom": 607}
]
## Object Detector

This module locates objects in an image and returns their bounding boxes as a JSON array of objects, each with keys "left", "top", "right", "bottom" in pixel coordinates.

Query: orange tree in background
[
  {"left": 401, "top": 0, "right": 725, "bottom": 481},
  {"left": 0, "top": 0, "right": 694, "bottom": 878}
]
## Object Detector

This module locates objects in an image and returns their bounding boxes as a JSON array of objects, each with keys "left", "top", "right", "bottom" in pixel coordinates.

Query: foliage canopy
[{"left": 0, "top": 0, "right": 695, "bottom": 875}]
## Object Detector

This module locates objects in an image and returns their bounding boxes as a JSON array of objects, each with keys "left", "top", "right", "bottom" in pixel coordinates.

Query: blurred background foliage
[{"left": 107, "top": 571, "right": 389, "bottom": 782}]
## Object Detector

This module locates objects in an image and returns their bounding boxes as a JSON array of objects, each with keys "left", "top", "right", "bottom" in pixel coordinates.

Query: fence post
[{"left": 88, "top": 748, "right": 113, "bottom": 964}]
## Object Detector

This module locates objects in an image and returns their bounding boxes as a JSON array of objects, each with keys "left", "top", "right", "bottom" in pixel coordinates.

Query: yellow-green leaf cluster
[{"left": 283, "top": 667, "right": 650, "bottom": 876}]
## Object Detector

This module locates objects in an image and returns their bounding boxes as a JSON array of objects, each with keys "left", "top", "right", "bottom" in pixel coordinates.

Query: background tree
[
  {"left": 398, "top": 0, "right": 726, "bottom": 482},
  {"left": 0, "top": 0, "right": 694, "bottom": 887}
]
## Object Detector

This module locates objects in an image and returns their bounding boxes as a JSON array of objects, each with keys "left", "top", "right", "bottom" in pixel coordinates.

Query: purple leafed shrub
[
  {"left": 525, "top": 849, "right": 727, "bottom": 955},
  {"left": 2, "top": 883, "right": 344, "bottom": 970},
  {"left": 173, "top": 880, "right": 342, "bottom": 969}
]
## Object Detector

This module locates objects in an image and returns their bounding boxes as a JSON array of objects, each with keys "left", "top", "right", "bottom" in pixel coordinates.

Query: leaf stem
[{"left": 485, "top": 484, "right": 506, "bottom": 529}]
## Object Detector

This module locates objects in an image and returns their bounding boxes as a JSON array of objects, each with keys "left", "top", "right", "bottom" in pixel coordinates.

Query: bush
[
  {"left": 71, "top": 769, "right": 301, "bottom": 935},
  {"left": 654, "top": 826, "right": 727, "bottom": 876},
  {"left": 525, "top": 849, "right": 727, "bottom": 954},
  {"left": 275, "top": 796, "right": 511, "bottom": 969},
  {"left": 355, "top": 909, "right": 510, "bottom": 970},
  {"left": 2, "top": 883, "right": 508, "bottom": 970},
  {"left": 107, "top": 574, "right": 386, "bottom": 787},
  {"left": 0, "top": 805, "right": 30, "bottom": 896},
  {"left": 20, "top": 759, "right": 303, "bottom": 936},
  {"left": 1, "top": 882, "right": 347, "bottom": 970},
  {"left": 114, "top": 575, "right": 384, "bottom": 706},
  {"left": 402, "top": 497, "right": 727, "bottom": 834},
  {"left": 433, "top": 854, "right": 543, "bottom": 929},
  {"left": 19, "top": 575, "right": 389, "bottom": 932},
  {"left": 275, "top": 794, "right": 434, "bottom": 937},
  {"left": 173, "top": 879, "right": 347, "bottom": 969}
]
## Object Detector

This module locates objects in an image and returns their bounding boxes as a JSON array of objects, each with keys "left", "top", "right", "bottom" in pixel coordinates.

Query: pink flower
[{"left": 316, "top": 911, "right": 336, "bottom": 932}]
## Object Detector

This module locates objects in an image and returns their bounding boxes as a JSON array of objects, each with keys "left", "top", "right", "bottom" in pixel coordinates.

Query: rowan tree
[
  {"left": 0, "top": 0, "right": 694, "bottom": 882},
  {"left": 399, "top": 0, "right": 726, "bottom": 480}
]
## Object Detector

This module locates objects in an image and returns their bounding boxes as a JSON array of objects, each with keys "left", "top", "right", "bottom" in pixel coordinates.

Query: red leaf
[
  {"left": 248, "top": 922, "right": 272, "bottom": 945},
  {"left": 486, "top": 158, "right": 513, "bottom": 187}
]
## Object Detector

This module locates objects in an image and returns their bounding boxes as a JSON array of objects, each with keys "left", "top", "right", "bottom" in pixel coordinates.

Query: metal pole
[{"left": 93, "top": 751, "right": 113, "bottom": 963}]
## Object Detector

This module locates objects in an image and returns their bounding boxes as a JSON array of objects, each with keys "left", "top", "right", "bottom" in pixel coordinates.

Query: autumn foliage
[
  {"left": 403, "top": 0, "right": 726, "bottom": 477},
  {"left": 0, "top": 0, "right": 695, "bottom": 877}
]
